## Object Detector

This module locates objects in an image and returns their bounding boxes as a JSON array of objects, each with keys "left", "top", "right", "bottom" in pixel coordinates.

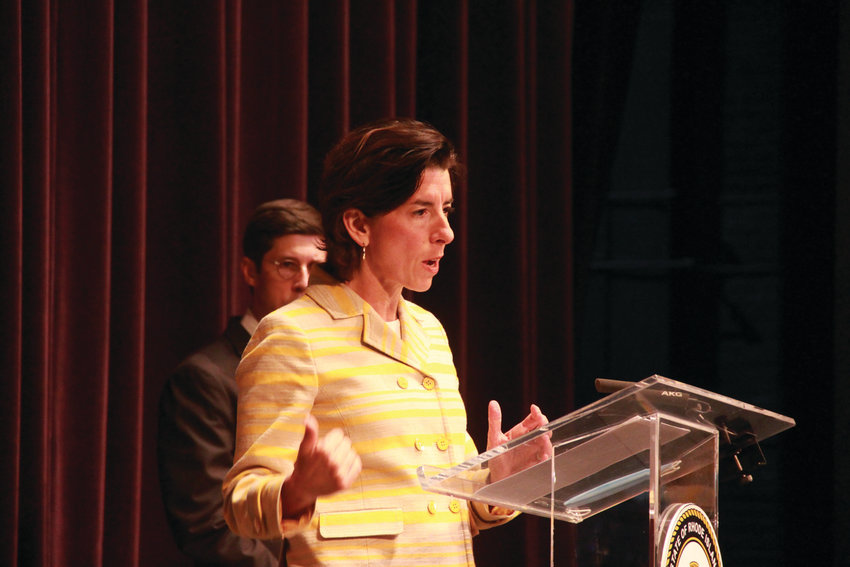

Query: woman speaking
[{"left": 223, "top": 118, "right": 549, "bottom": 566}]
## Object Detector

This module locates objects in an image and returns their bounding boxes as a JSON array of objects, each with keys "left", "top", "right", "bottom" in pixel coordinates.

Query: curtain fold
[
  {"left": 104, "top": 1, "right": 148, "bottom": 565},
  {"left": 52, "top": 1, "right": 115, "bottom": 564},
  {"left": 2, "top": 2, "right": 575, "bottom": 565},
  {"left": 15, "top": 4, "right": 53, "bottom": 564},
  {"left": 0, "top": 1, "right": 24, "bottom": 564}
]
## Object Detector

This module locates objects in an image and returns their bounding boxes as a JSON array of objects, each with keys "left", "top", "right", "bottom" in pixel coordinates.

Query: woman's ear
[{"left": 342, "top": 209, "right": 370, "bottom": 247}]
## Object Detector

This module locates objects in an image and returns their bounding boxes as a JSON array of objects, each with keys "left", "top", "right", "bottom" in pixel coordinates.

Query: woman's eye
[{"left": 444, "top": 206, "right": 455, "bottom": 216}]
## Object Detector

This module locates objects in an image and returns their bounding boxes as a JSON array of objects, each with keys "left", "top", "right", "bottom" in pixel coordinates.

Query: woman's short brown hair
[{"left": 319, "top": 118, "right": 460, "bottom": 281}]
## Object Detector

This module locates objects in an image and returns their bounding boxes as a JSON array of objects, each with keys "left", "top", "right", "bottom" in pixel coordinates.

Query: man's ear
[
  {"left": 240, "top": 256, "right": 259, "bottom": 288},
  {"left": 341, "top": 209, "right": 370, "bottom": 247}
]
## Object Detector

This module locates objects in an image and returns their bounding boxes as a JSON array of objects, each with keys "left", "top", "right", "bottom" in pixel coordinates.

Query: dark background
[
  {"left": 2, "top": 1, "right": 847, "bottom": 565},
  {"left": 571, "top": 2, "right": 845, "bottom": 565}
]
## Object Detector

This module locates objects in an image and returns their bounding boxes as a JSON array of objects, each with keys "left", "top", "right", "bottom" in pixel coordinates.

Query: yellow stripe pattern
[{"left": 223, "top": 284, "right": 509, "bottom": 566}]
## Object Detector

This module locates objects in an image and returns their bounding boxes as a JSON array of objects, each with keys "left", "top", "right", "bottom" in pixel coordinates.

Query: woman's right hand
[
  {"left": 281, "top": 414, "right": 362, "bottom": 518},
  {"left": 486, "top": 400, "right": 552, "bottom": 484}
]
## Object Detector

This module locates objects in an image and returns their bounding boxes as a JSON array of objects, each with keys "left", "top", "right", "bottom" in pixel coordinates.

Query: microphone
[
  {"left": 594, "top": 378, "right": 635, "bottom": 394},
  {"left": 594, "top": 378, "right": 699, "bottom": 407}
]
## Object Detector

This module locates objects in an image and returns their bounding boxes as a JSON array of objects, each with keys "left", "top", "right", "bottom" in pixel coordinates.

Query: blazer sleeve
[
  {"left": 222, "top": 314, "right": 320, "bottom": 540},
  {"left": 157, "top": 356, "right": 281, "bottom": 566}
]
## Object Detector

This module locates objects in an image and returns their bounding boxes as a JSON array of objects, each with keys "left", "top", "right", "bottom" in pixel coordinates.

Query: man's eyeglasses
[{"left": 272, "top": 259, "right": 308, "bottom": 281}]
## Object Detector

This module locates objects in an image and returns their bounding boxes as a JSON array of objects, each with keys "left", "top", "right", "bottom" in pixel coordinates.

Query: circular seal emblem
[{"left": 657, "top": 503, "right": 722, "bottom": 567}]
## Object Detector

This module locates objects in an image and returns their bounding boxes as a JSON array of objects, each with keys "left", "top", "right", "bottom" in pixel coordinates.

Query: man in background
[{"left": 157, "top": 199, "right": 327, "bottom": 566}]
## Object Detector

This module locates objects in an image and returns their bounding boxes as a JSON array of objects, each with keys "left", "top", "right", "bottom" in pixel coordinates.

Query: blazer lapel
[{"left": 307, "top": 284, "right": 432, "bottom": 375}]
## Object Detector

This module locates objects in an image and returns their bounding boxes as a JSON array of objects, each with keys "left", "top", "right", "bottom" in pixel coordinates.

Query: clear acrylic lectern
[{"left": 417, "top": 375, "right": 795, "bottom": 566}]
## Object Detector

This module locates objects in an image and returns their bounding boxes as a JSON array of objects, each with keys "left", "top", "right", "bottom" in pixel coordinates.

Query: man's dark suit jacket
[{"left": 158, "top": 316, "right": 282, "bottom": 566}]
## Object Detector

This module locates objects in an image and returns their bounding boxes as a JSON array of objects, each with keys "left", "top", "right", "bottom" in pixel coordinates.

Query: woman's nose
[{"left": 433, "top": 216, "right": 454, "bottom": 245}]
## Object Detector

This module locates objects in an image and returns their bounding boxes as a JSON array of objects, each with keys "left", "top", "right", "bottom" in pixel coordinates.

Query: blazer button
[
  {"left": 422, "top": 377, "right": 436, "bottom": 390},
  {"left": 397, "top": 377, "right": 409, "bottom": 389},
  {"left": 436, "top": 438, "right": 449, "bottom": 451},
  {"left": 449, "top": 500, "right": 461, "bottom": 514},
  {"left": 414, "top": 439, "right": 424, "bottom": 451},
  {"left": 427, "top": 501, "right": 438, "bottom": 515}
]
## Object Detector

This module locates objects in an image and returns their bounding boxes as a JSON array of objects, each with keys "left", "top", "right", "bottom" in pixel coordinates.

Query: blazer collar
[{"left": 305, "top": 284, "right": 432, "bottom": 374}]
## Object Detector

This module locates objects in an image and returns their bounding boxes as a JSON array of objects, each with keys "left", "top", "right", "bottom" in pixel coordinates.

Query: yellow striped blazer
[{"left": 223, "top": 283, "right": 512, "bottom": 566}]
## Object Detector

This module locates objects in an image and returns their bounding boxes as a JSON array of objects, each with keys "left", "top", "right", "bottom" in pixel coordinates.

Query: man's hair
[
  {"left": 318, "top": 117, "right": 460, "bottom": 281},
  {"left": 242, "top": 199, "right": 324, "bottom": 270}
]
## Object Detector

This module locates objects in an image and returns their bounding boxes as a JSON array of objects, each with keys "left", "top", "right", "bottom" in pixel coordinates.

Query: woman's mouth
[{"left": 423, "top": 257, "right": 440, "bottom": 273}]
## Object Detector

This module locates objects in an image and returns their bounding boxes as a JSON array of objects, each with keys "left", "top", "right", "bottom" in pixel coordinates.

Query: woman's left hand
[{"left": 486, "top": 400, "right": 553, "bottom": 483}]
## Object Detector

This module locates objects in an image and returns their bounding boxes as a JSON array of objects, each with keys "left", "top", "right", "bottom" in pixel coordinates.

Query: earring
[{"left": 361, "top": 245, "right": 366, "bottom": 261}]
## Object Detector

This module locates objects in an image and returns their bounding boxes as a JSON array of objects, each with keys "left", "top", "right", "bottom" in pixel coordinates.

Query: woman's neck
[{"left": 346, "top": 270, "right": 402, "bottom": 321}]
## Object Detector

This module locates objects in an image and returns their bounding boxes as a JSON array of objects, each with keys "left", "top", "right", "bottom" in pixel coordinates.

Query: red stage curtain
[{"left": 0, "top": 2, "right": 575, "bottom": 565}]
